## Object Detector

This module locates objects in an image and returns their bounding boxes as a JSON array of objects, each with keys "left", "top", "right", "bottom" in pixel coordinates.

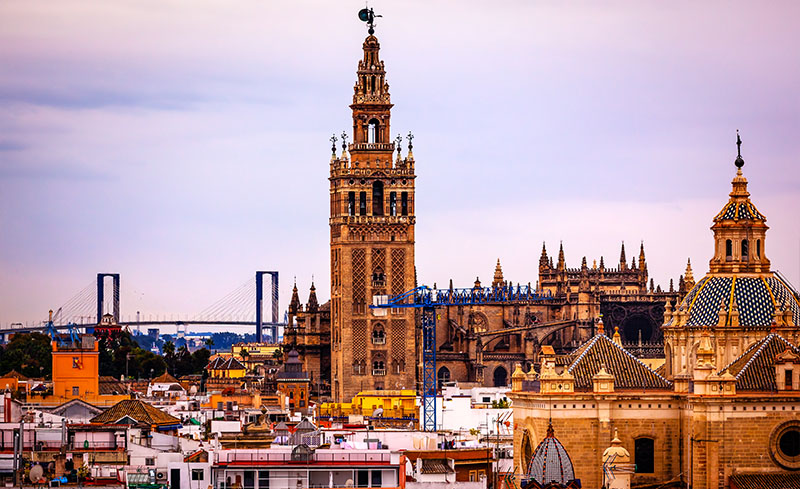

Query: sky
[{"left": 1, "top": 1, "right": 799, "bottom": 329}]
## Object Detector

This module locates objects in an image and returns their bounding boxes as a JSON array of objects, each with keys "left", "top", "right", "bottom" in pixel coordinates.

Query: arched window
[
  {"left": 368, "top": 119, "right": 379, "bottom": 143},
  {"left": 521, "top": 431, "right": 534, "bottom": 473},
  {"left": 741, "top": 239, "right": 749, "bottom": 259},
  {"left": 372, "top": 360, "right": 386, "bottom": 375},
  {"left": 757, "top": 239, "right": 762, "bottom": 258},
  {"left": 438, "top": 367, "right": 451, "bottom": 388},
  {"left": 372, "top": 181, "right": 384, "bottom": 216},
  {"left": 725, "top": 239, "right": 733, "bottom": 261},
  {"left": 372, "top": 324, "right": 386, "bottom": 345},
  {"left": 493, "top": 366, "right": 508, "bottom": 387},
  {"left": 635, "top": 438, "right": 655, "bottom": 473}
]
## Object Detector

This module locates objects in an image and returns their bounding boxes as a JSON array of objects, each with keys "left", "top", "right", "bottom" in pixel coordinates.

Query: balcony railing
[
  {"left": 372, "top": 336, "right": 386, "bottom": 345},
  {"left": 216, "top": 451, "right": 393, "bottom": 465},
  {"left": 372, "top": 369, "right": 386, "bottom": 376}
]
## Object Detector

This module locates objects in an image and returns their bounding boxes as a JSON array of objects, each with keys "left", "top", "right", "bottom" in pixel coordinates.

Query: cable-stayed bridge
[{"left": 1, "top": 271, "right": 283, "bottom": 342}]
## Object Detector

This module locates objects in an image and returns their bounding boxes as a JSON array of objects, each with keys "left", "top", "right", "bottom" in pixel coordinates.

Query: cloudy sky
[{"left": 1, "top": 1, "right": 798, "bottom": 328}]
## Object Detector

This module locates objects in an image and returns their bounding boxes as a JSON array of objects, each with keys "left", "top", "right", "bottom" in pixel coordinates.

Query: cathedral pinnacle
[
  {"left": 492, "top": 259, "right": 504, "bottom": 288},
  {"left": 619, "top": 242, "right": 627, "bottom": 269},
  {"left": 557, "top": 242, "right": 565, "bottom": 270},
  {"left": 307, "top": 281, "right": 319, "bottom": 312},
  {"left": 289, "top": 280, "right": 301, "bottom": 313}
]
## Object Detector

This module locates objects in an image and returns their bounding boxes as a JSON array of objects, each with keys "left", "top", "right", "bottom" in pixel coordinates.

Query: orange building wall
[{"left": 51, "top": 340, "right": 99, "bottom": 402}]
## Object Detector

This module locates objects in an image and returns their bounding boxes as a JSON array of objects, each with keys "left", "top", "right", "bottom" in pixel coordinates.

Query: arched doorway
[
  {"left": 493, "top": 366, "right": 508, "bottom": 387},
  {"left": 438, "top": 367, "right": 450, "bottom": 389}
]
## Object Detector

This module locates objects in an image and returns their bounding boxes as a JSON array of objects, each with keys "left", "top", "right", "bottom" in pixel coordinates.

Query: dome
[
  {"left": 670, "top": 275, "right": 799, "bottom": 328},
  {"left": 527, "top": 424, "right": 576, "bottom": 486}
]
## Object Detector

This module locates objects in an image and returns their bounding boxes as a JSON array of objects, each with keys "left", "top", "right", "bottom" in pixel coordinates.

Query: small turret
[
  {"left": 289, "top": 281, "right": 301, "bottom": 313},
  {"left": 539, "top": 242, "right": 549, "bottom": 270},
  {"left": 619, "top": 242, "right": 627, "bottom": 270},
  {"left": 557, "top": 242, "right": 566, "bottom": 271}
]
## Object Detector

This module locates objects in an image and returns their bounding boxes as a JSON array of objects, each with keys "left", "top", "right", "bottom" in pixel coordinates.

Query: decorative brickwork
[
  {"left": 391, "top": 319, "right": 406, "bottom": 369},
  {"left": 391, "top": 248, "right": 405, "bottom": 295},
  {"left": 352, "top": 319, "right": 367, "bottom": 363},
  {"left": 352, "top": 248, "right": 366, "bottom": 306}
]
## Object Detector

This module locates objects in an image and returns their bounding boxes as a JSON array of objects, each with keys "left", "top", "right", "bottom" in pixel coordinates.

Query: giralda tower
[{"left": 329, "top": 25, "right": 417, "bottom": 402}]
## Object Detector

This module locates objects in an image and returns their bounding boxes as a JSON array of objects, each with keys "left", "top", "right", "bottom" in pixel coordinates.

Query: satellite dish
[{"left": 29, "top": 465, "right": 44, "bottom": 483}]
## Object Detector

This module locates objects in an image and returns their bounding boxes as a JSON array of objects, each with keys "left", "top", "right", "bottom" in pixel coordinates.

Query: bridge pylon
[
  {"left": 97, "top": 273, "right": 120, "bottom": 324},
  {"left": 255, "top": 271, "right": 279, "bottom": 343}
]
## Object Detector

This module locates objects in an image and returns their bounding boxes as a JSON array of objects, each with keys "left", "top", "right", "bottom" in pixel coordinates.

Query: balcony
[
  {"left": 372, "top": 336, "right": 386, "bottom": 345},
  {"left": 372, "top": 369, "right": 386, "bottom": 376}
]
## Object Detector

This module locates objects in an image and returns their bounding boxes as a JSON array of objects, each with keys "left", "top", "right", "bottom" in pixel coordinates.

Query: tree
[{"left": 0, "top": 332, "right": 52, "bottom": 378}]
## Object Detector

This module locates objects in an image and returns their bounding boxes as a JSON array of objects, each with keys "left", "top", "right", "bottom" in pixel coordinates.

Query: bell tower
[{"left": 329, "top": 19, "right": 417, "bottom": 402}]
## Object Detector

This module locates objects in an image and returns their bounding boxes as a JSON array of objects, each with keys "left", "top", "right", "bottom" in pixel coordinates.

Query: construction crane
[{"left": 370, "top": 284, "right": 553, "bottom": 431}]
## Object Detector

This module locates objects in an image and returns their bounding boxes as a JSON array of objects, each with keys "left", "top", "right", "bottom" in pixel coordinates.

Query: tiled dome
[
  {"left": 671, "top": 275, "right": 800, "bottom": 328},
  {"left": 527, "top": 424, "right": 576, "bottom": 486}
]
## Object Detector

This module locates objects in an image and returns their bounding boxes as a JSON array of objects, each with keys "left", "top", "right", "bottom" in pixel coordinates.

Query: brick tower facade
[{"left": 329, "top": 33, "right": 417, "bottom": 402}]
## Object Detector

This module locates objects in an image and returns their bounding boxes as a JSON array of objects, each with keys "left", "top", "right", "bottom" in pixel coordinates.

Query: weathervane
[
  {"left": 330, "top": 134, "right": 337, "bottom": 155},
  {"left": 407, "top": 131, "right": 414, "bottom": 151},
  {"left": 341, "top": 131, "right": 349, "bottom": 152},
  {"left": 735, "top": 129, "right": 745, "bottom": 168},
  {"left": 358, "top": 7, "right": 382, "bottom": 35},
  {"left": 395, "top": 134, "right": 403, "bottom": 153}
]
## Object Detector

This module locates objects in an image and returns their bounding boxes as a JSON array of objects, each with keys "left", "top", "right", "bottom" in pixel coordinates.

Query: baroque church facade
[{"left": 510, "top": 143, "right": 800, "bottom": 489}]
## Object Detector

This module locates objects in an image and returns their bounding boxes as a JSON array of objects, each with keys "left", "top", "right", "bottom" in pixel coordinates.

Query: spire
[
  {"left": 289, "top": 280, "right": 301, "bottom": 313},
  {"left": 669, "top": 278, "right": 674, "bottom": 293},
  {"left": 539, "top": 242, "right": 549, "bottom": 269},
  {"left": 599, "top": 256, "right": 605, "bottom": 270},
  {"left": 581, "top": 256, "right": 588, "bottom": 269},
  {"left": 639, "top": 241, "right": 646, "bottom": 269},
  {"left": 307, "top": 281, "right": 319, "bottom": 312},
  {"left": 619, "top": 242, "right": 627, "bottom": 270},
  {"left": 492, "top": 259, "right": 504, "bottom": 288},
  {"left": 557, "top": 242, "right": 565, "bottom": 271},
  {"left": 684, "top": 258, "right": 695, "bottom": 291}
]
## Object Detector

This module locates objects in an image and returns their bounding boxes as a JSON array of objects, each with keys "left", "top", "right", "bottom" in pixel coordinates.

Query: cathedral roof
[
  {"left": 669, "top": 275, "right": 800, "bottom": 328},
  {"left": 717, "top": 333, "right": 800, "bottom": 391},
  {"left": 566, "top": 334, "right": 671, "bottom": 390},
  {"left": 526, "top": 424, "right": 576, "bottom": 487}
]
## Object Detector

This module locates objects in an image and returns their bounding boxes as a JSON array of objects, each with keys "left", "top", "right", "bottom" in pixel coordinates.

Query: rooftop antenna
[{"left": 358, "top": 7, "right": 382, "bottom": 35}]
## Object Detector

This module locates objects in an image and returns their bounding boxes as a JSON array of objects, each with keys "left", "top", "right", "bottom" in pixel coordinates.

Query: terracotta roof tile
[
  {"left": 717, "top": 333, "right": 800, "bottom": 391},
  {"left": 90, "top": 399, "right": 180, "bottom": 426},
  {"left": 421, "top": 459, "right": 453, "bottom": 474},
  {"left": 566, "top": 334, "right": 671, "bottom": 390},
  {"left": 730, "top": 473, "right": 800, "bottom": 489},
  {"left": 152, "top": 372, "right": 180, "bottom": 384},
  {"left": 98, "top": 376, "right": 126, "bottom": 395}
]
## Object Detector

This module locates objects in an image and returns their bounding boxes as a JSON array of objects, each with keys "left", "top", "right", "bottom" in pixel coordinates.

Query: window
[
  {"left": 469, "top": 471, "right": 477, "bottom": 482},
  {"left": 348, "top": 192, "right": 356, "bottom": 216},
  {"left": 635, "top": 438, "right": 655, "bottom": 473},
  {"left": 72, "top": 386, "right": 79, "bottom": 396},
  {"left": 373, "top": 361, "right": 386, "bottom": 376},
  {"left": 372, "top": 324, "right": 386, "bottom": 345},
  {"left": 243, "top": 471, "right": 255, "bottom": 489},
  {"left": 438, "top": 367, "right": 451, "bottom": 388},
  {"left": 371, "top": 470, "right": 382, "bottom": 487},
  {"left": 372, "top": 181, "right": 384, "bottom": 216},
  {"left": 359, "top": 192, "right": 367, "bottom": 216},
  {"left": 401, "top": 192, "right": 408, "bottom": 215},
  {"left": 725, "top": 239, "right": 733, "bottom": 260},
  {"left": 367, "top": 119, "right": 379, "bottom": 143},
  {"left": 757, "top": 239, "right": 762, "bottom": 257},
  {"left": 742, "top": 239, "right": 749, "bottom": 259},
  {"left": 781, "top": 430, "right": 800, "bottom": 459},
  {"left": 389, "top": 192, "right": 397, "bottom": 216},
  {"left": 145, "top": 458, "right": 155, "bottom": 466},
  {"left": 357, "top": 470, "right": 369, "bottom": 488},
  {"left": 258, "top": 471, "right": 269, "bottom": 489},
  {"left": 787, "top": 369, "right": 794, "bottom": 390},
  {"left": 191, "top": 469, "right": 204, "bottom": 481}
]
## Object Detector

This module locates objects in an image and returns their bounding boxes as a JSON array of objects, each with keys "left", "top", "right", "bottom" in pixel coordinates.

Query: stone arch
[
  {"left": 493, "top": 366, "right": 508, "bottom": 387},
  {"left": 521, "top": 428, "right": 534, "bottom": 473},
  {"left": 437, "top": 366, "right": 450, "bottom": 388}
]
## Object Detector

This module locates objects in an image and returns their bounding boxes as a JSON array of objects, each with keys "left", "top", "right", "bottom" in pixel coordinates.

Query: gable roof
[
  {"left": 718, "top": 333, "right": 800, "bottom": 391},
  {"left": 48, "top": 398, "right": 104, "bottom": 416},
  {"left": 90, "top": 399, "right": 180, "bottom": 427},
  {"left": 1, "top": 370, "right": 28, "bottom": 380},
  {"left": 207, "top": 356, "right": 246, "bottom": 371},
  {"left": 152, "top": 372, "right": 180, "bottom": 384},
  {"left": 99, "top": 376, "right": 127, "bottom": 395},
  {"left": 565, "top": 334, "right": 672, "bottom": 390}
]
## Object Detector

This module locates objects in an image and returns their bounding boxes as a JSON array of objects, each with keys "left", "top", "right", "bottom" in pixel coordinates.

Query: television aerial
[{"left": 357, "top": 7, "right": 382, "bottom": 35}]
